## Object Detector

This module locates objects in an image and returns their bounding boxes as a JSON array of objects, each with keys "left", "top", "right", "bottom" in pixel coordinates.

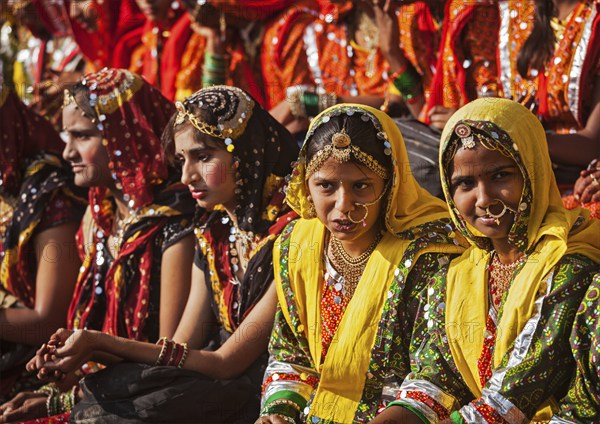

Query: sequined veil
[
  {"left": 66, "top": 68, "right": 196, "bottom": 342},
  {"left": 262, "top": 104, "right": 465, "bottom": 423}
]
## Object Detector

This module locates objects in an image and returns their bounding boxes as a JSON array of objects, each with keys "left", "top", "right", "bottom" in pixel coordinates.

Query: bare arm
[
  {"left": 374, "top": 0, "right": 425, "bottom": 118},
  {"left": 546, "top": 75, "right": 600, "bottom": 167},
  {"left": 0, "top": 222, "right": 80, "bottom": 346},
  {"left": 171, "top": 262, "right": 217, "bottom": 349},
  {"left": 158, "top": 233, "right": 195, "bottom": 338},
  {"left": 32, "top": 282, "right": 278, "bottom": 381}
]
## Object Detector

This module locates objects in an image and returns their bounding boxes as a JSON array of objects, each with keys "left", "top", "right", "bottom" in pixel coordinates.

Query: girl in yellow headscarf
[
  {"left": 256, "top": 104, "right": 465, "bottom": 424},
  {"left": 377, "top": 98, "right": 600, "bottom": 423}
]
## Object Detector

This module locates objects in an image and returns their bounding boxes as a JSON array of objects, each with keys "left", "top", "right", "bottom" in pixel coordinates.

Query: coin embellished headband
[
  {"left": 305, "top": 127, "right": 390, "bottom": 180},
  {"left": 453, "top": 122, "right": 512, "bottom": 155},
  {"left": 173, "top": 86, "right": 254, "bottom": 153}
]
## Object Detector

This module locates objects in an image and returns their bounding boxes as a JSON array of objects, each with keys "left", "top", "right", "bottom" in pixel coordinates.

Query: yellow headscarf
[
  {"left": 440, "top": 98, "right": 600, "bottom": 418},
  {"left": 276, "top": 104, "right": 464, "bottom": 423}
]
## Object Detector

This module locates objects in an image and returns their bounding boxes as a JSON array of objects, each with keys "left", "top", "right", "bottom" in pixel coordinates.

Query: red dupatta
[
  {"left": 66, "top": 69, "right": 194, "bottom": 341},
  {"left": 425, "top": 1, "right": 499, "bottom": 121},
  {"left": 67, "top": 0, "right": 145, "bottom": 70}
]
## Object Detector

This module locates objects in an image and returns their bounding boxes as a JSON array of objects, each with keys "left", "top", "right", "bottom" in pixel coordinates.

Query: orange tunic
[
  {"left": 130, "top": 14, "right": 266, "bottom": 104},
  {"left": 425, "top": 1, "right": 499, "bottom": 119},
  {"left": 497, "top": 0, "right": 600, "bottom": 133},
  {"left": 261, "top": 1, "right": 440, "bottom": 109}
]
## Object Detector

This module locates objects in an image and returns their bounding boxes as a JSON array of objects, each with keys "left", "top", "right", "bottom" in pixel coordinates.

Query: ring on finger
[{"left": 591, "top": 174, "right": 599, "bottom": 186}]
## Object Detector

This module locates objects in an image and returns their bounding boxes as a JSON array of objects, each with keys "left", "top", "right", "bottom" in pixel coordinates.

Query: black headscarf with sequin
[
  {"left": 167, "top": 85, "right": 299, "bottom": 234},
  {"left": 165, "top": 86, "right": 299, "bottom": 332}
]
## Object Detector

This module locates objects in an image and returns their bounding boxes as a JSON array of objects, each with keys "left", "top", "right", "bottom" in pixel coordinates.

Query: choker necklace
[
  {"left": 488, "top": 251, "right": 526, "bottom": 309},
  {"left": 328, "top": 231, "right": 383, "bottom": 295}
]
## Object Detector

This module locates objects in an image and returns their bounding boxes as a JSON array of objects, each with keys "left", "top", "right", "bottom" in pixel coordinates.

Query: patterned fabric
[
  {"left": 66, "top": 69, "right": 196, "bottom": 341},
  {"left": 262, "top": 104, "right": 466, "bottom": 423},
  {"left": 563, "top": 195, "right": 600, "bottom": 220},
  {"left": 553, "top": 273, "right": 600, "bottom": 422},
  {"left": 129, "top": 9, "right": 268, "bottom": 103},
  {"left": 397, "top": 254, "right": 598, "bottom": 423},
  {"left": 497, "top": 0, "right": 600, "bottom": 133},
  {"left": 70, "top": 205, "right": 194, "bottom": 342},
  {"left": 0, "top": 90, "right": 87, "bottom": 307},
  {"left": 188, "top": 86, "right": 300, "bottom": 334},
  {"left": 391, "top": 98, "right": 600, "bottom": 422},
  {"left": 261, "top": 1, "right": 440, "bottom": 109},
  {"left": 265, "top": 220, "right": 456, "bottom": 423},
  {"left": 68, "top": 0, "right": 145, "bottom": 70},
  {"left": 424, "top": 0, "right": 499, "bottom": 120}
]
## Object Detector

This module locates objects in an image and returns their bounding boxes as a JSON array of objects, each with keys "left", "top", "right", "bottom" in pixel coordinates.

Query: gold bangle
[
  {"left": 177, "top": 342, "right": 189, "bottom": 368},
  {"left": 154, "top": 336, "right": 169, "bottom": 366}
]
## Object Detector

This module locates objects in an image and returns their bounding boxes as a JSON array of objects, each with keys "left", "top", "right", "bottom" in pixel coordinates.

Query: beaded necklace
[
  {"left": 478, "top": 252, "right": 525, "bottom": 387},
  {"left": 487, "top": 251, "right": 526, "bottom": 310},
  {"left": 327, "top": 231, "right": 383, "bottom": 296},
  {"left": 111, "top": 211, "right": 138, "bottom": 253},
  {"left": 223, "top": 215, "right": 259, "bottom": 281},
  {"left": 355, "top": 9, "right": 379, "bottom": 78}
]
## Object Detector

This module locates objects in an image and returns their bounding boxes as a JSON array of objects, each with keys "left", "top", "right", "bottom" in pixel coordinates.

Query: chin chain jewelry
[
  {"left": 485, "top": 199, "right": 517, "bottom": 226},
  {"left": 328, "top": 231, "right": 383, "bottom": 294},
  {"left": 346, "top": 180, "right": 390, "bottom": 227}
]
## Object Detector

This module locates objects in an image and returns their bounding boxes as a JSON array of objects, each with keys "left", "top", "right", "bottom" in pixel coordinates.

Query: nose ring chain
[{"left": 485, "top": 199, "right": 517, "bottom": 226}]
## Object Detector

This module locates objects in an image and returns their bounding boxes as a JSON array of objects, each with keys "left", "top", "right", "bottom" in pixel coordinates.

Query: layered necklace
[
  {"left": 487, "top": 251, "right": 526, "bottom": 310},
  {"left": 225, "top": 215, "right": 259, "bottom": 280},
  {"left": 111, "top": 210, "right": 137, "bottom": 254},
  {"left": 327, "top": 231, "right": 383, "bottom": 297},
  {"left": 355, "top": 8, "right": 379, "bottom": 78}
]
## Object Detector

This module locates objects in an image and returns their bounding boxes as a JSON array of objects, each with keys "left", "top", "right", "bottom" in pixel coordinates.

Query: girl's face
[
  {"left": 450, "top": 142, "right": 524, "bottom": 242},
  {"left": 62, "top": 103, "right": 112, "bottom": 188},
  {"left": 307, "top": 158, "right": 387, "bottom": 246},
  {"left": 175, "top": 126, "right": 237, "bottom": 211}
]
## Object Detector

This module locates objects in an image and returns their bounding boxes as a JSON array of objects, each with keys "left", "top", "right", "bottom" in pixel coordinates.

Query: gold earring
[{"left": 307, "top": 199, "right": 316, "bottom": 219}]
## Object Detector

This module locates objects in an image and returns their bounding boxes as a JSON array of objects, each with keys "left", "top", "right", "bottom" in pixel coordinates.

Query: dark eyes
[
  {"left": 492, "top": 171, "right": 511, "bottom": 180},
  {"left": 316, "top": 181, "right": 370, "bottom": 191},
  {"left": 451, "top": 171, "right": 514, "bottom": 190},
  {"left": 174, "top": 152, "right": 212, "bottom": 165}
]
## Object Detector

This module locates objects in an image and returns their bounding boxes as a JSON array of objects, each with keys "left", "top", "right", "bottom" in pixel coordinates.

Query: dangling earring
[
  {"left": 219, "top": 11, "right": 227, "bottom": 43},
  {"left": 307, "top": 198, "right": 316, "bottom": 219}
]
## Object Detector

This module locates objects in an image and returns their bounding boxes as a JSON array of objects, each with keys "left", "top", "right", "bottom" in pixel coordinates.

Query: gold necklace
[
  {"left": 328, "top": 232, "right": 383, "bottom": 295},
  {"left": 355, "top": 9, "right": 379, "bottom": 78},
  {"left": 488, "top": 252, "right": 526, "bottom": 310},
  {"left": 112, "top": 211, "right": 137, "bottom": 252}
]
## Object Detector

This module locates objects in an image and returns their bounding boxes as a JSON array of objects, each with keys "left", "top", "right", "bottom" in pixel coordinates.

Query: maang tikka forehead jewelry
[
  {"left": 305, "top": 127, "right": 390, "bottom": 180},
  {"left": 454, "top": 123, "right": 476, "bottom": 149}
]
